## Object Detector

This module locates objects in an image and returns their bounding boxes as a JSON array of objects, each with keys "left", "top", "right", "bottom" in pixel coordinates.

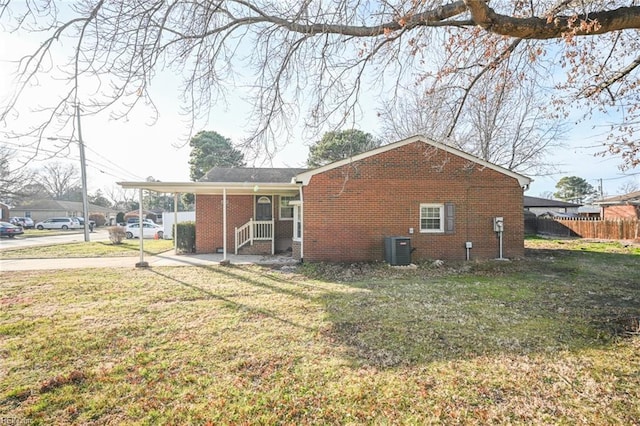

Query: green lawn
[
  {"left": 0, "top": 239, "right": 174, "bottom": 258},
  {"left": 0, "top": 240, "right": 638, "bottom": 424},
  {"left": 19, "top": 228, "right": 85, "bottom": 238}
]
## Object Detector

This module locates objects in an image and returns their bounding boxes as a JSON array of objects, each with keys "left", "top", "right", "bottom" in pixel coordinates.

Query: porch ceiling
[{"left": 117, "top": 181, "right": 300, "bottom": 195}]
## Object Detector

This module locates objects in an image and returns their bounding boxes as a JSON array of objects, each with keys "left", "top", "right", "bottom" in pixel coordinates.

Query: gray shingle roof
[
  {"left": 595, "top": 190, "right": 640, "bottom": 205},
  {"left": 524, "top": 196, "right": 581, "bottom": 208},
  {"left": 11, "top": 199, "right": 114, "bottom": 213},
  {"left": 199, "top": 167, "right": 307, "bottom": 183}
]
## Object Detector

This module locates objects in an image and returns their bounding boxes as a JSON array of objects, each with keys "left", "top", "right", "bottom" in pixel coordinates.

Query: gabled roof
[
  {"left": 200, "top": 167, "right": 307, "bottom": 183},
  {"left": 524, "top": 196, "right": 581, "bottom": 208},
  {"left": 594, "top": 190, "right": 640, "bottom": 205},
  {"left": 294, "top": 135, "right": 532, "bottom": 188},
  {"left": 119, "top": 136, "right": 532, "bottom": 193}
]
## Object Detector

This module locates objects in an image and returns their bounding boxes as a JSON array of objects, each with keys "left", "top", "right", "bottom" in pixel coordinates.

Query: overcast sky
[{"left": 1, "top": 19, "right": 638, "bottom": 200}]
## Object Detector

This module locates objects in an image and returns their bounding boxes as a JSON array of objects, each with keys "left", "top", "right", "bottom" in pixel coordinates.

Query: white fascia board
[
  {"left": 117, "top": 181, "right": 300, "bottom": 195},
  {"left": 294, "top": 135, "right": 532, "bottom": 189}
]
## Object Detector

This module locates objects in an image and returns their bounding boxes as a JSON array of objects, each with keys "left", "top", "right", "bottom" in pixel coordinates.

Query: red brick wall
[
  {"left": 292, "top": 240, "right": 301, "bottom": 259},
  {"left": 603, "top": 205, "right": 640, "bottom": 220},
  {"left": 195, "top": 195, "right": 254, "bottom": 253},
  {"left": 301, "top": 141, "right": 525, "bottom": 262},
  {"left": 195, "top": 194, "right": 295, "bottom": 254},
  {"left": 238, "top": 240, "right": 273, "bottom": 255}
]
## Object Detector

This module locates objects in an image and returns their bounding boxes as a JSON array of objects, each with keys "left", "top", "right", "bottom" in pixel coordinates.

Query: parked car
[
  {"left": 9, "top": 217, "right": 34, "bottom": 229},
  {"left": 0, "top": 221, "right": 25, "bottom": 238},
  {"left": 35, "top": 217, "right": 82, "bottom": 230},
  {"left": 126, "top": 217, "right": 155, "bottom": 225},
  {"left": 73, "top": 217, "right": 96, "bottom": 230},
  {"left": 125, "top": 222, "right": 164, "bottom": 239}
]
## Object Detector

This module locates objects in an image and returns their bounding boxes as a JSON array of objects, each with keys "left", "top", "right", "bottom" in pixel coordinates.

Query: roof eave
[{"left": 117, "top": 181, "right": 300, "bottom": 195}]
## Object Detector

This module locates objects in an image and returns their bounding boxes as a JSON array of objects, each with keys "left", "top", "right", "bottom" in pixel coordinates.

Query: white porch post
[
  {"left": 173, "top": 193, "right": 178, "bottom": 254},
  {"left": 136, "top": 188, "right": 148, "bottom": 267},
  {"left": 299, "top": 186, "right": 304, "bottom": 260},
  {"left": 271, "top": 195, "right": 275, "bottom": 255},
  {"left": 223, "top": 188, "right": 227, "bottom": 261}
]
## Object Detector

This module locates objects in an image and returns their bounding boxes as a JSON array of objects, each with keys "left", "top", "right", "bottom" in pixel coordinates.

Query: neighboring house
[
  {"left": 594, "top": 190, "right": 640, "bottom": 219},
  {"left": 524, "top": 196, "right": 581, "bottom": 217},
  {"left": 0, "top": 202, "right": 9, "bottom": 221},
  {"left": 119, "top": 136, "right": 531, "bottom": 262},
  {"left": 577, "top": 205, "right": 601, "bottom": 218},
  {"left": 124, "top": 210, "right": 161, "bottom": 224},
  {"left": 9, "top": 199, "right": 117, "bottom": 224}
]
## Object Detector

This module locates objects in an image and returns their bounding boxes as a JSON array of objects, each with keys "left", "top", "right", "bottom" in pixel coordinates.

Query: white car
[
  {"left": 35, "top": 217, "right": 82, "bottom": 230},
  {"left": 125, "top": 222, "right": 164, "bottom": 239}
]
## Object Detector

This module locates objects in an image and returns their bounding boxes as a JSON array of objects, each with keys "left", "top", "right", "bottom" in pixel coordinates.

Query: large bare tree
[
  {"left": 380, "top": 73, "right": 565, "bottom": 176},
  {"left": 0, "top": 144, "right": 36, "bottom": 204},
  {"left": 1, "top": 1, "right": 639, "bottom": 167},
  {"left": 39, "top": 162, "right": 80, "bottom": 200}
]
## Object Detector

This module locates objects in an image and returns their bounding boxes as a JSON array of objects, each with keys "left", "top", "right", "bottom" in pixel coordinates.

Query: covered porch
[{"left": 117, "top": 180, "right": 302, "bottom": 264}]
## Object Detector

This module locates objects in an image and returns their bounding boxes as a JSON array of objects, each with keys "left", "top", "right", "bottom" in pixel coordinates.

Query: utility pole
[
  {"left": 76, "top": 104, "right": 90, "bottom": 242},
  {"left": 599, "top": 178, "right": 604, "bottom": 200}
]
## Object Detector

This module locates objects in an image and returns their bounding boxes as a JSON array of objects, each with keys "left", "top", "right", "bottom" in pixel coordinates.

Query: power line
[
  {"left": 83, "top": 144, "right": 145, "bottom": 181},
  {"left": 2, "top": 139, "right": 146, "bottom": 182}
]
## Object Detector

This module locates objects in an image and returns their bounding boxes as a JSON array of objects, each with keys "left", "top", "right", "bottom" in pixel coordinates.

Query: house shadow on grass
[
  {"left": 148, "top": 268, "right": 316, "bottom": 332},
  {"left": 312, "top": 248, "right": 640, "bottom": 367}
]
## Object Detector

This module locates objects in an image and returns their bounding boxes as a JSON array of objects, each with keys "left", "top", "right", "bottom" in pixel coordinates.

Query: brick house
[
  {"left": 523, "top": 196, "right": 581, "bottom": 217},
  {"left": 0, "top": 202, "right": 9, "bottom": 222},
  {"left": 594, "top": 190, "right": 640, "bottom": 219},
  {"left": 119, "top": 136, "right": 531, "bottom": 262}
]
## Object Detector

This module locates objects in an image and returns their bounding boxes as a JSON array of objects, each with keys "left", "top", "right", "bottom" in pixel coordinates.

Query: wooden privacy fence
[{"left": 535, "top": 217, "right": 640, "bottom": 240}]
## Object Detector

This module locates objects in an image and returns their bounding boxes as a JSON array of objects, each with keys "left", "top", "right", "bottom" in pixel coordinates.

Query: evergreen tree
[
  {"left": 554, "top": 176, "right": 598, "bottom": 204},
  {"left": 307, "top": 130, "right": 381, "bottom": 168},
  {"left": 189, "top": 131, "right": 245, "bottom": 181}
]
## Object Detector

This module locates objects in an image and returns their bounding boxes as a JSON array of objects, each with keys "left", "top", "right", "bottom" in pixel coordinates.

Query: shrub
[
  {"left": 176, "top": 221, "right": 196, "bottom": 253},
  {"left": 108, "top": 226, "right": 126, "bottom": 244},
  {"left": 90, "top": 213, "right": 107, "bottom": 226}
]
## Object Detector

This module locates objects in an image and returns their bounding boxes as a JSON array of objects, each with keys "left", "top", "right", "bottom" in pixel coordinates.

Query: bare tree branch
[
  {"left": 1, "top": 0, "right": 639, "bottom": 169},
  {"left": 464, "top": 0, "right": 640, "bottom": 39}
]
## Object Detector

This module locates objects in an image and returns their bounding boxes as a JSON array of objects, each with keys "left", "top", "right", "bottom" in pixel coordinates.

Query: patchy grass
[
  {"left": 0, "top": 239, "right": 174, "bottom": 259},
  {"left": 525, "top": 236, "right": 640, "bottom": 255},
  {"left": 20, "top": 227, "right": 112, "bottom": 238},
  {"left": 20, "top": 228, "right": 84, "bottom": 238},
  {"left": 0, "top": 242, "right": 638, "bottom": 424}
]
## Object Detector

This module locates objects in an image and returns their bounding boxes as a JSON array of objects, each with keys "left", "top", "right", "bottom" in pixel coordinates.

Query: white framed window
[
  {"left": 420, "top": 203, "right": 444, "bottom": 233},
  {"left": 279, "top": 196, "right": 295, "bottom": 220}
]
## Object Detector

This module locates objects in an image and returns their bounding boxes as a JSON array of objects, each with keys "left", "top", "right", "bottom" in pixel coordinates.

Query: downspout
[
  {"left": 299, "top": 185, "right": 304, "bottom": 262},
  {"left": 223, "top": 188, "right": 227, "bottom": 261}
]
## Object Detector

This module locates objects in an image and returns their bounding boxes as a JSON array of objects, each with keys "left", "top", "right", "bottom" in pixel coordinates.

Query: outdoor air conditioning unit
[{"left": 384, "top": 236, "right": 412, "bottom": 266}]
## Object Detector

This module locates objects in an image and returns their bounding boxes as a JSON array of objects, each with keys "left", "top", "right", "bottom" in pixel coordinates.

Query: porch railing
[{"left": 235, "top": 218, "right": 273, "bottom": 254}]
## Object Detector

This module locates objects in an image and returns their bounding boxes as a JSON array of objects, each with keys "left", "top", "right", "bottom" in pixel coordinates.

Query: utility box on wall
[{"left": 384, "top": 237, "right": 412, "bottom": 266}]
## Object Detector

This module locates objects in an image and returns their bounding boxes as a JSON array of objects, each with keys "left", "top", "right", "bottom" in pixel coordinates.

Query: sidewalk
[{"left": 0, "top": 252, "right": 299, "bottom": 271}]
